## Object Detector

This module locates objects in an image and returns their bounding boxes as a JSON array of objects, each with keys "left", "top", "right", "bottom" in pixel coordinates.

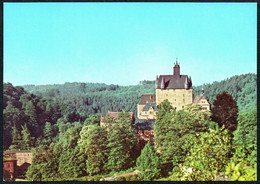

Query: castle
[
  {"left": 101, "top": 60, "right": 210, "bottom": 149},
  {"left": 137, "top": 60, "right": 210, "bottom": 119}
]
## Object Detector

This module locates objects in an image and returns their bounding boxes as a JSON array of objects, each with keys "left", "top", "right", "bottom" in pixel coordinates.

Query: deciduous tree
[{"left": 211, "top": 91, "right": 238, "bottom": 133}]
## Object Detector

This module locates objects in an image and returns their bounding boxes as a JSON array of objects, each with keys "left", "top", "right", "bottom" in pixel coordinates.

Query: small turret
[
  {"left": 155, "top": 75, "right": 159, "bottom": 89},
  {"left": 161, "top": 77, "right": 165, "bottom": 89},
  {"left": 185, "top": 76, "right": 189, "bottom": 89}
]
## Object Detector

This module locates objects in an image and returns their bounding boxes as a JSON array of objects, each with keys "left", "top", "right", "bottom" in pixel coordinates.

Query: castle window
[
  {"left": 166, "top": 94, "right": 168, "bottom": 96},
  {"left": 182, "top": 106, "right": 184, "bottom": 109},
  {"left": 150, "top": 111, "right": 152, "bottom": 114}
]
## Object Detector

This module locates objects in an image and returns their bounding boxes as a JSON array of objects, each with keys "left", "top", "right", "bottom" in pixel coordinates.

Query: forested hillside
[
  {"left": 23, "top": 80, "right": 155, "bottom": 117},
  {"left": 22, "top": 73, "right": 256, "bottom": 114},
  {"left": 193, "top": 73, "right": 256, "bottom": 112},
  {"left": 3, "top": 73, "right": 256, "bottom": 181}
]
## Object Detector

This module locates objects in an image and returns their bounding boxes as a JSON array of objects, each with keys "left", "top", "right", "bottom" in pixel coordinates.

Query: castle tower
[
  {"left": 156, "top": 60, "right": 193, "bottom": 110},
  {"left": 173, "top": 59, "right": 180, "bottom": 77}
]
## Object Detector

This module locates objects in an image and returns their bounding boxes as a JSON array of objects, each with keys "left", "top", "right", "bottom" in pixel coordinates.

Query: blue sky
[{"left": 4, "top": 3, "right": 257, "bottom": 86}]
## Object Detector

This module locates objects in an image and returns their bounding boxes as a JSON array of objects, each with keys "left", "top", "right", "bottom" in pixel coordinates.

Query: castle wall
[
  {"left": 138, "top": 107, "right": 157, "bottom": 119},
  {"left": 156, "top": 88, "right": 193, "bottom": 110}
]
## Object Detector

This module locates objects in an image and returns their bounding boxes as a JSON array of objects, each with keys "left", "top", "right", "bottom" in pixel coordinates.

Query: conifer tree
[
  {"left": 78, "top": 125, "right": 108, "bottom": 176},
  {"left": 9, "top": 125, "right": 22, "bottom": 150},
  {"left": 106, "top": 111, "right": 136, "bottom": 172},
  {"left": 58, "top": 123, "right": 83, "bottom": 177},
  {"left": 136, "top": 142, "right": 161, "bottom": 180},
  {"left": 42, "top": 122, "right": 53, "bottom": 146},
  {"left": 26, "top": 146, "right": 59, "bottom": 181},
  {"left": 21, "top": 124, "right": 32, "bottom": 149}
]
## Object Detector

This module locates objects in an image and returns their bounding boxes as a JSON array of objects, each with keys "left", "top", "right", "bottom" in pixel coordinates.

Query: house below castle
[
  {"left": 193, "top": 89, "right": 211, "bottom": 111},
  {"left": 137, "top": 94, "right": 158, "bottom": 119}
]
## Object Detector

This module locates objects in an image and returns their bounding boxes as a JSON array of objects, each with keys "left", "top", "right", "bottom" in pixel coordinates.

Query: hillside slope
[{"left": 22, "top": 73, "right": 256, "bottom": 114}]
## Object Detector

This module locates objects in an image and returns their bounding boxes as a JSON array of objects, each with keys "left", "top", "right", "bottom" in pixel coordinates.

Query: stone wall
[{"left": 156, "top": 88, "right": 193, "bottom": 110}]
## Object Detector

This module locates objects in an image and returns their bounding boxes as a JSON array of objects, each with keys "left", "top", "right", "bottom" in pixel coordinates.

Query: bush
[
  {"left": 130, "top": 175, "right": 139, "bottom": 181},
  {"left": 225, "top": 162, "right": 257, "bottom": 181},
  {"left": 93, "top": 175, "right": 101, "bottom": 181},
  {"left": 125, "top": 175, "right": 131, "bottom": 181}
]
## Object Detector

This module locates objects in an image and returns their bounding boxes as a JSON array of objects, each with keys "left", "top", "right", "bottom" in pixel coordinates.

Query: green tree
[
  {"left": 42, "top": 122, "right": 53, "bottom": 146},
  {"left": 106, "top": 111, "right": 136, "bottom": 172},
  {"left": 182, "top": 127, "right": 232, "bottom": 181},
  {"left": 84, "top": 115, "right": 99, "bottom": 126},
  {"left": 26, "top": 146, "right": 59, "bottom": 181},
  {"left": 232, "top": 110, "right": 257, "bottom": 165},
  {"left": 224, "top": 110, "right": 257, "bottom": 181},
  {"left": 211, "top": 91, "right": 238, "bottom": 133},
  {"left": 58, "top": 123, "right": 84, "bottom": 177},
  {"left": 4, "top": 104, "right": 26, "bottom": 149},
  {"left": 154, "top": 101, "right": 211, "bottom": 175},
  {"left": 136, "top": 142, "right": 161, "bottom": 181},
  {"left": 78, "top": 125, "right": 108, "bottom": 176},
  {"left": 21, "top": 124, "right": 33, "bottom": 149},
  {"left": 9, "top": 125, "right": 22, "bottom": 150}
]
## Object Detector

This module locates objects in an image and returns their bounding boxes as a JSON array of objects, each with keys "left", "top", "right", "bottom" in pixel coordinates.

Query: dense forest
[
  {"left": 22, "top": 73, "right": 256, "bottom": 117},
  {"left": 3, "top": 73, "right": 256, "bottom": 181}
]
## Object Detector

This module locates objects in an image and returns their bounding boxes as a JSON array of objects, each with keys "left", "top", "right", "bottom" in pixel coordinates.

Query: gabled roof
[
  {"left": 156, "top": 75, "right": 192, "bottom": 89},
  {"left": 134, "top": 119, "right": 155, "bottom": 130},
  {"left": 142, "top": 102, "right": 158, "bottom": 111},
  {"left": 138, "top": 94, "right": 156, "bottom": 105},
  {"left": 193, "top": 94, "right": 209, "bottom": 104}
]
